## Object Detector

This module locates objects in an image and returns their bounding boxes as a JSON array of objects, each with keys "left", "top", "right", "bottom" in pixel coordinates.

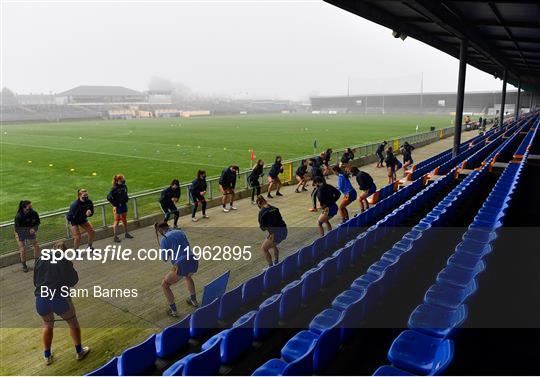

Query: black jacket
[
  {"left": 248, "top": 164, "right": 264, "bottom": 184},
  {"left": 310, "top": 164, "right": 324, "bottom": 180},
  {"left": 219, "top": 168, "right": 237, "bottom": 189},
  {"left": 160, "top": 186, "right": 181, "bottom": 208},
  {"left": 376, "top": 143, "right": 386, "bottom": 154},
  {"left": 296, "top": 164, "right": 307, "bottom": 178},
  {"left": 316, "top": 183, "right": 341, "bottom": 207},
  {"left": 66, "top": 199, "right": 94, "bottom": 225},
  {"left": 258, "top": 205, "right": 286, "bottom": 233},
  {"left": 107, "top": 184, "right": 129, "bottom": 207},
  {"left": 34, "top": 255, "right": 79, "bottom": 296},
  {"left": 385, "top": 151, "right": 398, "bottom": 167},
  {"left": 401, "top": 144, "right": 415, "bottom": 161},
  {"left": 341, "top": 151, "right": 354, "bottom": 164},
  {"left": 190, "top": 178, "right": 207, "bottom": 197},
  {"left": 356, "top": 171, "right": 375, "bottom": 190},
  {"left": 14, "top": 209, "right": 41, "bottom": 235},
  {"left": 268, "top": 162, "right": 283, "bottom": 178}
]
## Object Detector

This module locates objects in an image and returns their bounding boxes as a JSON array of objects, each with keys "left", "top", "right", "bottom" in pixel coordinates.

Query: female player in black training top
[
  {"left": 14, "top": 200, "right": 40, "bottom": 272},
  {"left": 400, "top": 141, "right": 415, "bottom": 176},
  {"left": 107, "top": 174, "right": 133, "bottom": 243},
  {"left": 349, "top": 166, "right": 376, "bottom": 212},
  {"left": 257, "top": 195, "right": 287, "bottom": 268},
  {"left": 295, "top": 159, "right": 309, "bottom": 193},
  {"left": 190, "top": 170, "right": 209, "bottom": 221},
  {"left": 66, "top": 189, "right": 95, "bottom": 251},
  {"left": 159, "top": 179, "right": 181, "bottom": 228},
  {"left": 248, "top": 159, "right": 264, "bottom": 204},
  {"left": 313, "top": 176, "right": 341, "bottom": 236},
  {"left": 267, "top": 156, "right": 284, "bottom": 198}
]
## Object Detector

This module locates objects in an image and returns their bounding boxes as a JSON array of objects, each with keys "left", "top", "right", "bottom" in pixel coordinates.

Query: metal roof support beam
[
  {"left": 515, "top": 81, "right": 521, "bottom": 121},
  {"left": 453, "top": 39, "right": 467, "bottom": 157},
  {"left": 500, "top": 69, "right": 508, "bottom": 126}
]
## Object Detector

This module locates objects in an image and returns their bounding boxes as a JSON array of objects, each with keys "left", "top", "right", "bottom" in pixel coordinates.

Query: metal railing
[{"left": 0, "top": 125, "right": 458, "bottom": 255}]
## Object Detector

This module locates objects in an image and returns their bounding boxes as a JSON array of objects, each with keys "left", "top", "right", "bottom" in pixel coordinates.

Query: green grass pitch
[{"left": 0, "top": 113, "right": 452, "bottom": 222}]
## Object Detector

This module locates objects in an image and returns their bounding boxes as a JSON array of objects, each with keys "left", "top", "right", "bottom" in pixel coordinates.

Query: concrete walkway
[{"left": 0, "top": 131, "right": 476, "bottom": 376}]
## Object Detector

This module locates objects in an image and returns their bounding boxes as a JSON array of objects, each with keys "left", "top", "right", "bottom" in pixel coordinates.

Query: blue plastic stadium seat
[
  {"left": 301, "top": 267, "right": 322, "bottom": 304},
  {"left": 251, "top": 340, "right": 318, "bottom": 376},
  {"left": 155, "top": 315, "right": 190, "bottom": 358},
  {"left": 201, "top": 310, "right": 256, "bottom": 364},
  {"left": 447, "top": 252, "right": 485, "bottom": 273},
  {"left": 86, "top": 357, "right": 118, "bottom": 376},
  {"left": 372, "top": 365, "right": 415, "bottom": 376},
  {"left": 388, "top": 330, "right": 454, "bottom": 376},
  {"left": 318, "top": 256, "right": 338, "bottom": 286},
  {"left": 332, "top": 289, "right": 366, "bottom": 340},
  {"left": 243, "top": 272, "right": 265, "bottom": 305},
  {"left": 325, "top": 228, "right": 339, "bottom": 251},
  {"left": 281, "top": 253, "right": 298, "bottom": 281},
  {"left": 350, "top": 272, "right": 385, "bottom": 300},
  {"left": 163, "top": 338, "right": 221, "bottom": 376},
  {"left": 462, "top": 228, "right": 497, "bottom": 243},
  {"left": 455, "top": 238, "right": 492, "bottom": 258},
  {"left": 436, "top": 265, "right": 479, "bottom": 290},
  {"left": 408, "top": 303, "right": 467, "bottom": 338},
  {"left": 118, "top": 334, "right": 157, "bottom": 376},
  {"left": 281, "top": 309, "right": 345, "bottom": 372},
  {"left": 219, "top": 284, "right": 243, "bottom": 321},
  {"left": 254, "top": 293, "right": 281, "bottom": 340},
  {"left": 280, "top": 279, "right": 302, "bottom": 321},
  {"left": 297, "top": 245, "right": 314, "bottom": 269},
  {"left": 190, "top": 297, "right": 219, "bottom": 338},
  {"left": 263, "top": 264, "right": 282, "bottom": 292},
  {"left": 312, "top": 237, "right": 326, "bottom": 260},
  {"left": 424, "top": 281, "right": 477, "bottom": 310},
  {"left": 333, "top": 244, "right": 353, "bottom": 274}
]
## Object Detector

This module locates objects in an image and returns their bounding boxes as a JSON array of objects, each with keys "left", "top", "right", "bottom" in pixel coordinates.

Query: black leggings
[
  {"left": 192, "top": 200, "right": 207, "bottom": 217},
  {"left": 311, "top": 187, "right": 319, "bottom": 208},
  {"left": 162, "top": 206, "right": 179, "bottom": 226},
  {"left": 250, "top": 180, "right": 261, "bottom": 201},
  {"left": 377, "top": 152, "right": 384, "bottom": 164}
]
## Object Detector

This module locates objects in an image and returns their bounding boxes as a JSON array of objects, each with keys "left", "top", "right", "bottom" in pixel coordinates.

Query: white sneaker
[
  {"left": 191, "top": 217, "right": 198, "bottom": 222},
  {"left": 76, "top": 346, "right": 90, "bottom": 361},
  {"left": 202, "top": 214, "right": 209, "bottom": 219},
  {"left": 223, "top": 207, "right": 230, "bottom": 213},
  {"left": 229, "top": 206, "right": 238, "bottom": 210}
]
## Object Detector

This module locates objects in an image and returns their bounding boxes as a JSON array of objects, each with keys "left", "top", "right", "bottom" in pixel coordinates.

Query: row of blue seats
[
  {"left": 452, "top": 121, "right": 523, "bottom": 172},
  {"left": 514, "top": 116, "right": 540, "bottom": 158},
  {"left": 378, "top": 154, "right": 527, "bottom": 376},
  {"left": 86, "top": 126, "right": 500, "bottom": 376},
  {"left": 410, "top": 127, "right": 499, "bottom": 181},
  {"left": 160, "top": 173, "right": 456, "bottom": 375},
  {"left": 88, "top": 173, "right": 438, "bottom": 375},
  {"left": 483, "top": 118, "right": 532, "bottom": 167},
  {"left": 250, "top": 167, "right": 477, "bottom": 375}
]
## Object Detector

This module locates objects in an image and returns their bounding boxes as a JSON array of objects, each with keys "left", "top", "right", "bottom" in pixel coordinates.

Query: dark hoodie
[
  {"left": 66, "top": 198, "right": 94, "bottom": 225},
  {"left": 14, "top": 208, "right": 40, "bottom": 235},
  {"left": 107, "top": 184, "right": 129, "bottom": 207}
]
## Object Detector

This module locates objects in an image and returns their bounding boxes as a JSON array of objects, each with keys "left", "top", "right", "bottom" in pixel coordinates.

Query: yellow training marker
[
  {"left": 28, "top": 160, "right": 32, "bottom": 163},
  {"left": 49, "top": 164, "right": 53, "bottom": 167},
  {"left": 70, "top": 168, "right": 75, "bottom": 172},
  {"left": 92, "top": 172, "right": 97, "bottom": 176}
]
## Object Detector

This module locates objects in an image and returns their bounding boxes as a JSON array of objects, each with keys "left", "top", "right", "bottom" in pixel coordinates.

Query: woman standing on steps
[
  {"left": 295, "top": 159, "right": 309, "bottom": 193},
  {"left": 107, "top": 174, "right": 133, "bottom": 243},
  {"left": 190, "top": 170, "right": 209, "bottom": 222},
  {"left": 248, "top": 159, "right": 265, "bottom": 204},
  {"left": 267, "top": 156, "right": 284, "bottom": 198}
]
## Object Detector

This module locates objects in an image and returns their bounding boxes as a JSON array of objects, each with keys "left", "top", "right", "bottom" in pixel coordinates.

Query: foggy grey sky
[{"left": 2, "top": 0, "right": 510, "bottom": 100}]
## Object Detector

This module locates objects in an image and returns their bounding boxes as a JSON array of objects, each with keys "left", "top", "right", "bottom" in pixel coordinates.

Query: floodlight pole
[
  {"left": 499, "top": 69, "right": 507, "bottom": 127},
  {"left": 453, "top": 38, "right": 467, "bottom": 157},
  {"left": 515, "top": 81, "right": 521, "bottom": 121}
]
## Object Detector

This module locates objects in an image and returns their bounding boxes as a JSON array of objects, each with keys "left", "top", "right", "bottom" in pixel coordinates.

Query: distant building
[
  {"left": 146, "top": 90, "right": 173, "bottom": 104},
  {"left": 17, "top": 94, "right": 56, "bottom": 105},
  {"left": 56, "top": 85, "right": 145, "bottom": 105}
]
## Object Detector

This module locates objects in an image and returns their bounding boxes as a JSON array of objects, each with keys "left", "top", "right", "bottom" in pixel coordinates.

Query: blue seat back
[
  {"left": 280, "top": 280, "right": 302, "bottom": 320},
  {"left": 263, "top": 264, "right": 281, "bottom": 292},
  {"left": 282, "top": 339, "right": 318, "bottom": 376},
  {"left": 319, "top": 256, "right": 338, "bottom": 286},
  {"left": 281, "top": 253, "right": 298, "bottom": 281},
  {"left": 297, "top": 245, "right": 314, "bottom": 268},
  {"left": 118, "top": 334, "right": 156, "bottom": 376},
  {"left": 254, "top": 294, "right": 281, "bottom": 340},
  {"left": 155, "top": 315, "right": 190, "bottom": 358},
  {"left": 220, "top": 311, "right": 256, "bottom": 363},
  {"left": 218, "top": 284, "right": 243, "bottom": 320},
  {"left": 190, "top": 297, "right": 219, "bottom": 337},
  {"left": 301, "top": 267, "right": 322, "bottom": 303},
  {"left": 242, "top": 272, "right": 264, "bottom": 305},
  {"left": 184, "top": 338, "right": 222, "bottom": 376}
]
